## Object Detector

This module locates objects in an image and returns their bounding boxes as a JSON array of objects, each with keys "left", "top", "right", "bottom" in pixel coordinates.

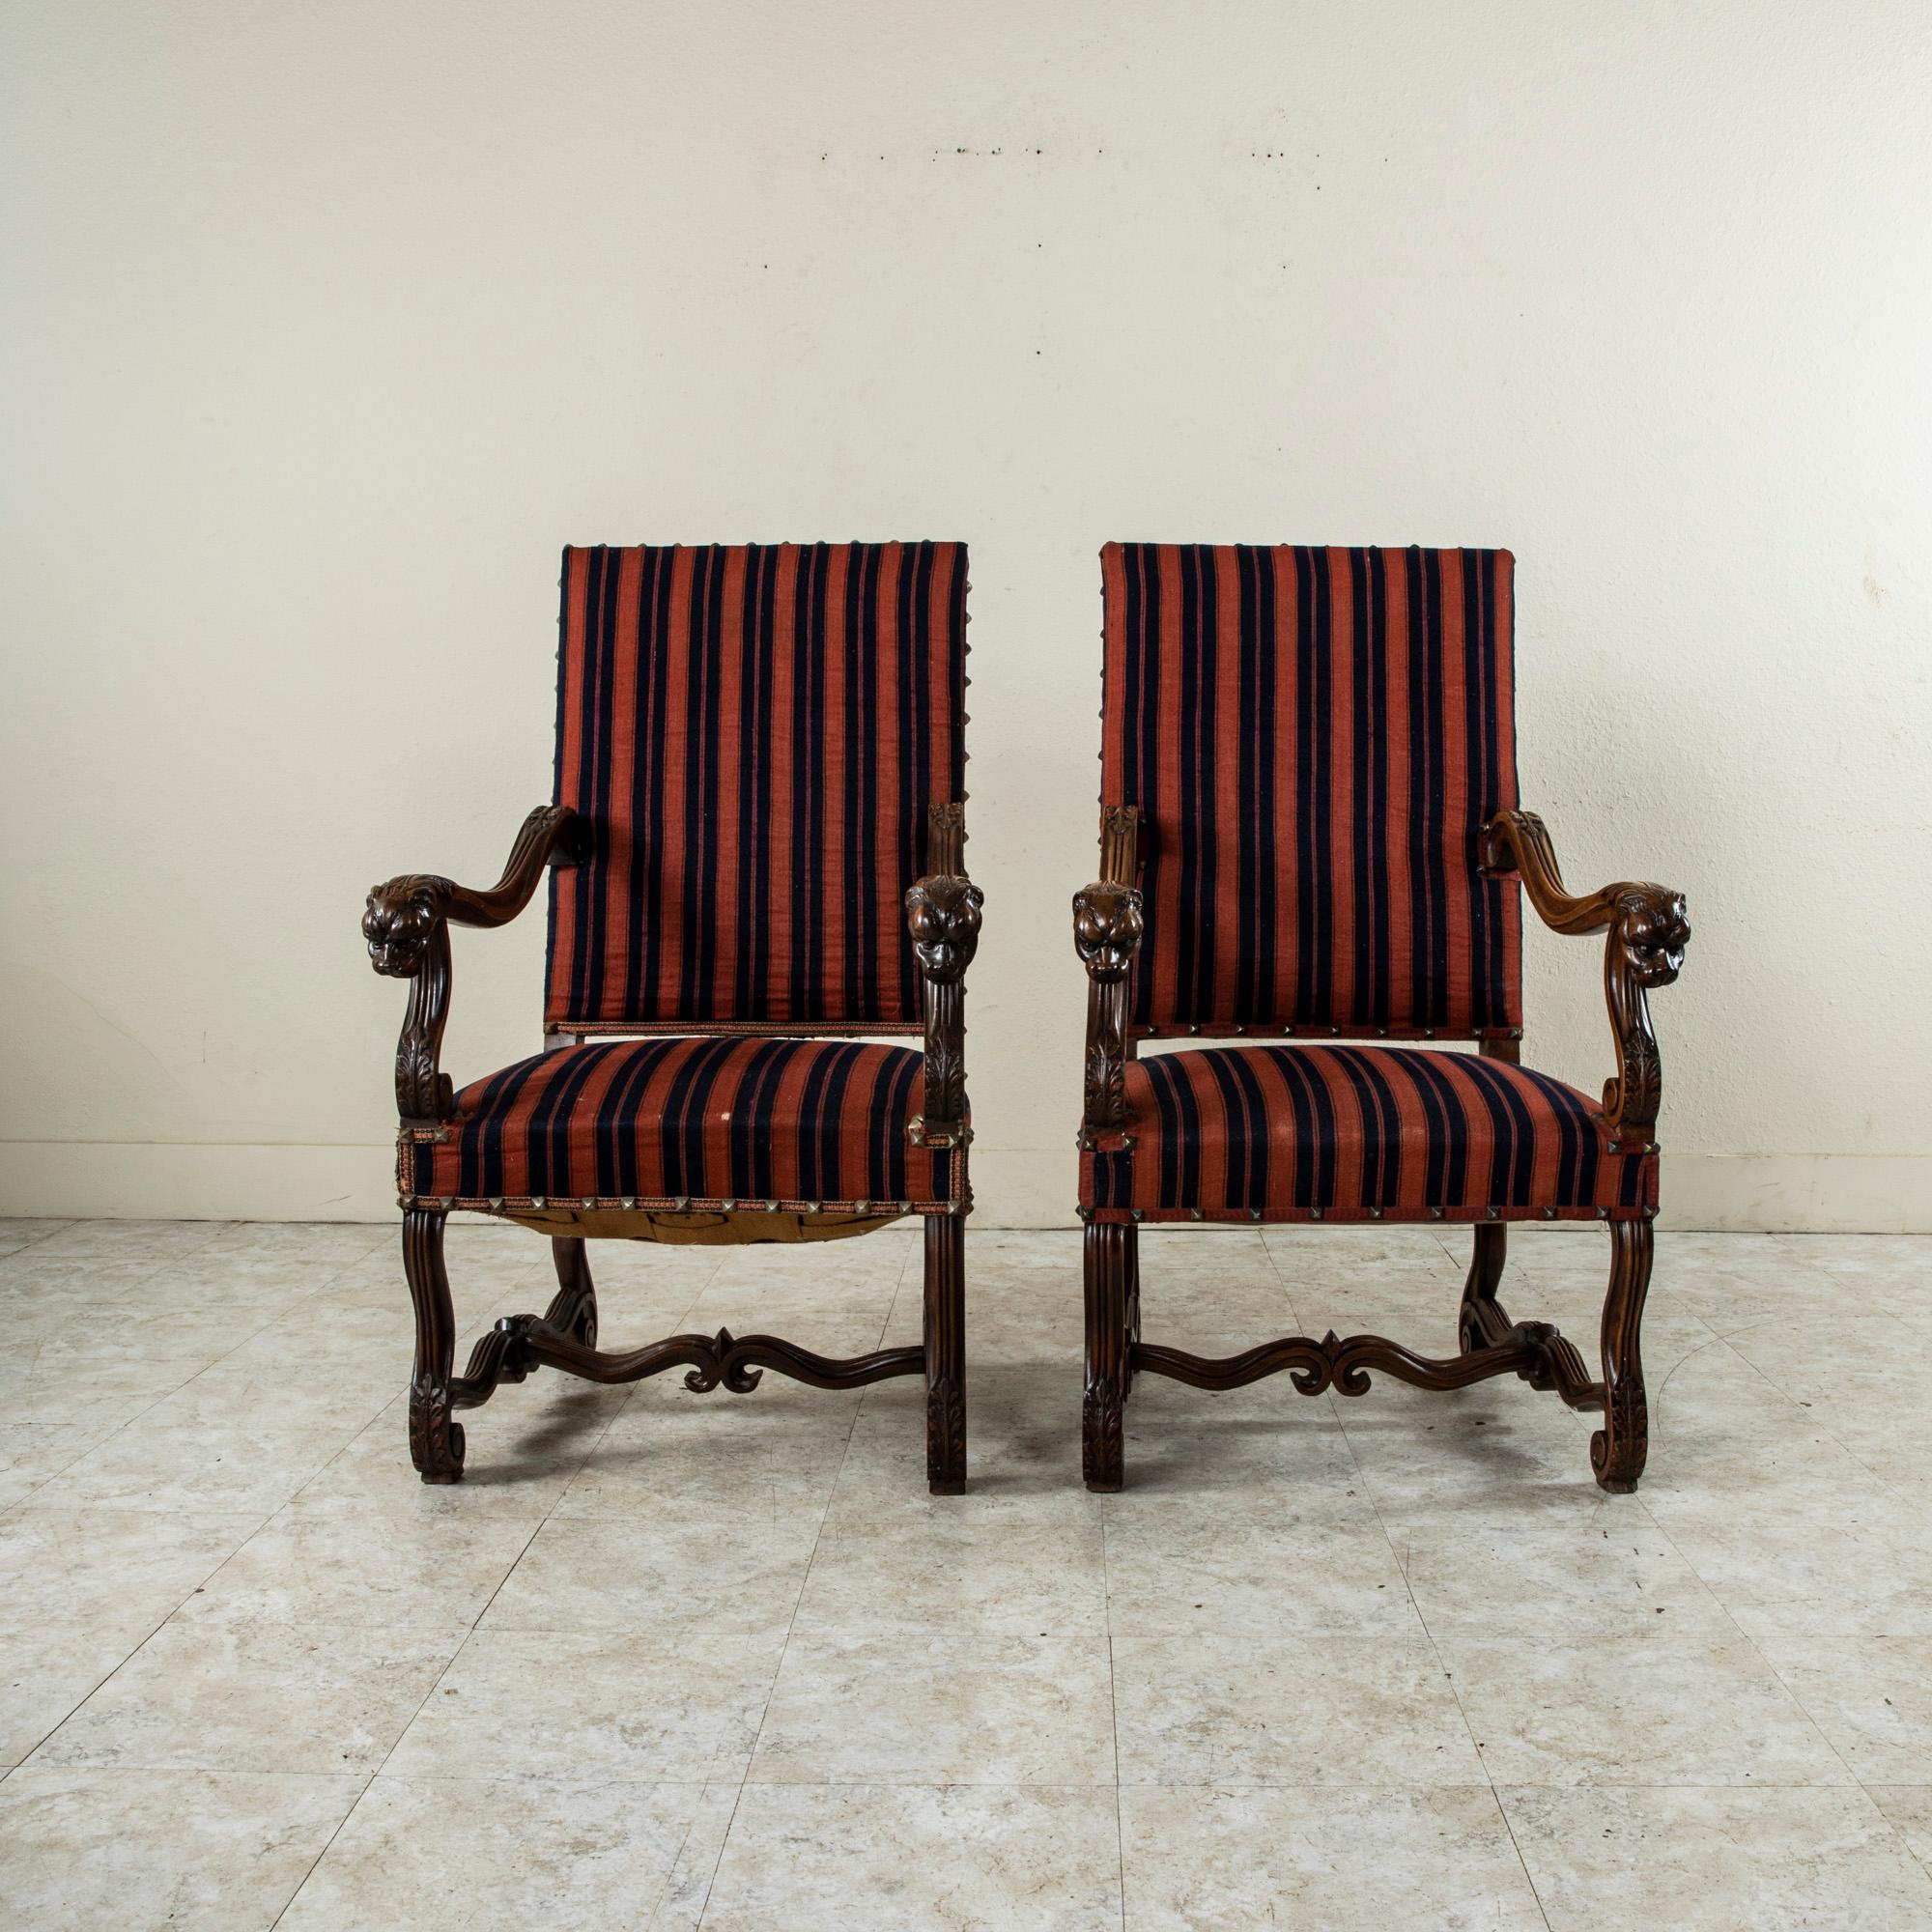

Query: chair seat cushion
[
  {"left": 1081, "top": 1044, "right": 1654, "bottom": 1224},
  {"left": 402, "top": 1037, "right": 960, "bottom": 1214}
]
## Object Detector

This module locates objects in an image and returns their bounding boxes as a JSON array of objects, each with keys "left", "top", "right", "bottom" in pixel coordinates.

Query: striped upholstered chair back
[
  {"left": 546, "top": 542, "right": 967, "bottom": 1033},
  {"left": 1100, "top": 543, "right": 1521, "bottom": 1040}
]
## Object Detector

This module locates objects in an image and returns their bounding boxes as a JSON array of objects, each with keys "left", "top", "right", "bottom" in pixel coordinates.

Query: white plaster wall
[{"left": 2, "top": 0, "right": 1927, "bottom": 1229}]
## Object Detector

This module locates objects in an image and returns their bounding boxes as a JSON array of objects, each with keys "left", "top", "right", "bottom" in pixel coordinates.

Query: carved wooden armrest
[
  {"left": 1074, "top": 805, "right": 1146, "bottom": 1143},
  {"left": 1482, "top": 809, "right": 1690, "bottom": 1141},
  {"left": 904, "top": 803, "right": 981, "bottom": 1147},
  {"left": 362, "top": 804, "right": 588, "bottom": 1125}
]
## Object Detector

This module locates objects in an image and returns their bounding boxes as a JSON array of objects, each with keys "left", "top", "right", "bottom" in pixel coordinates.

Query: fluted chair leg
[
  {"left": 924, "top": 1212, "right": 967, "bottom": 1494},
  {"left": 1592, "top": 1220, "right": 1654, "bottom": 1492},
  {"left": 1083, "top": 1222, "right": 1131, "bottom": 1492},
  {"left": 402, "top": 1208, "right": 464, "bottom": 1484}
]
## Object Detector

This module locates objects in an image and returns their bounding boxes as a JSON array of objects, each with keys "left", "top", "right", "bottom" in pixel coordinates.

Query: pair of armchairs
[{"left": 363, "top": 541, "right": 1688, "bottom": 1498}]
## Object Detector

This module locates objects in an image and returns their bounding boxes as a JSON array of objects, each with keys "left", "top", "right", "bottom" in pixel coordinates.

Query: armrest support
[
  {"left": 362, "top": 804, "right": 588, "bottom": 1125},
  {"left": 1074, "top": 805, "right": 1146, "bottom": 1142},
  {"left": 905, "top": 803, "right": 981, "bottom": 1148},
  {"left": 1482, "top": 809, "right": 1690, "bottom": 1140}
]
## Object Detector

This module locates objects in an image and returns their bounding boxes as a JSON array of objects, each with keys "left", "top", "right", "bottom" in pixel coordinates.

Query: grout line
[
  {"left": 661, "top": 1229, "right": 907, "bottom": 1921},
  {"left": 270, "top": 1454, "right": 563, "bottom": 1927},
  {"left": 1297, "top": 1234, "right": 1555, "bottom": 1929}
]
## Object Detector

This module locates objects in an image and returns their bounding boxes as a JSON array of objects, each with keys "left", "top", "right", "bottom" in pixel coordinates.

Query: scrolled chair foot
[
  {"left": 1591, "top": 1380, "right": 1649, "bottom": 1492},
  {"left": 1082, "top": 1380, "right": 1125, "bottom": 1492},
  {"left": 1593, "top": 1219, "right": 1654, "bottom": 1492},
  {"left": 926, "top": 1377, "right": 967, "bottom": 1495},
  {"left": 409, "top": 1380, "right": 465, "bottom": 1484}
]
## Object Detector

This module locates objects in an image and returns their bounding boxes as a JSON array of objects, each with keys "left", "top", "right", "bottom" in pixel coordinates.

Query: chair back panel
[
  {"left": 1101, "top": 543, "right": 1521, "bottom": 1037},
  {"left": 546, "top": 541, "right": 965, "bottom": 1029}
]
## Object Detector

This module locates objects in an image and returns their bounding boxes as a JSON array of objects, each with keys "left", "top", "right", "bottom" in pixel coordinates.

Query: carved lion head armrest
[
  {"left": 361, "top": 804, "right": 588, "bottom": 1126},
  {"left": 905, "top": 871, "right": 983, "bottom": 1149},
  {"left": 1481, "top": 809, "right": 1690, "bottom": 1141}
]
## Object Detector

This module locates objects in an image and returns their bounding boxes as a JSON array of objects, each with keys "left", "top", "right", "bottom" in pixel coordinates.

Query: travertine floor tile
[
  {"left": 796, "top": 1492, "right": 1107, "bottom": 1635},
  {"left": 0, "top": 1218, "right": 70, "bottom": 1256},
  {"left": 482, "top": 1512, "right": 819, "bottom": 1637},
  {"left": 3, "top": 1218, "right": 1928, "bottom": 1920},
  {"left": 1870, "top": 1786, "right": 1932, "bottom": 1874},
  {"left": 297, "top": 1389, "right": 626, "bottom": 1519},
  {"left": 1500, "top": 1783, "right": 1932, "bottom": 1929},
  {"left": 35, "top": 1401, "right": 383, "bottom": 1515},
  {"left": 1111, "top": 1632, "right": 1482, "bottom": 1787},
  {"left": 1758, "top": 1636, "right": 1932, "bottom": 1783},
  {"left": 0, "top": 1424, "right": 115, "bottom": 1510},
  {"left": 386, "top": 1629, "right": 782, "bottom": 1783},
  {"left": 1649, "top": 1478, "right": 1932, "bottom": 1637},
  {"left": 1438, "top": 1633, "right": 1852, "bottom": 1786},
  {"left": 1384, "top": 1493, "right": 1733, "bottom": 1637},
  {"left": 179, "top": 1502, "right": 541, "bottom": 1631},
  {"left": 0, "top": 1766, "right": 360, "bottom": 1932},
  {"left": 751, "top": 1633, "right": 1116, "bottom": 1785},
  {"left": 1120, "top": 1784, "right": 1546, "bottom": 1930},
  {"left": 704, "top": 1783, "right": 1123, "bottom": 1930},
  {"left": 0, "top": 1506, "right": 264, "bottom": 1636},
  {"left": 36, "top": 1618, "right": 460, "bottom": 1774},
  {"left": 277, "top": 1775, "right": 736, "bottom": 1931},
  {"left": 1101, "top": 1492, "right": 1422, "bottom": 1637},
  {"left": 28, "top": 1220, "right": 233, "bottom": 1262},
  {"left": 1, "top": 1622, "right": 161, "bottom": 1768}
]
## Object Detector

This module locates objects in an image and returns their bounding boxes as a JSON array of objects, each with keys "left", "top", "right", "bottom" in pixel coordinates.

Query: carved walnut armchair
[
  {"left": 1074, "top": 544, "right": 1689, "bottom": 1492},
  {"left": 364, "top": 542, "right": 980, "bottom": 1493}
]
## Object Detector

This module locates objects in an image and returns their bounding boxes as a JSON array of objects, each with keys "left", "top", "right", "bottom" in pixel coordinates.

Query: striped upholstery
[
  {"left": 405, "top": 1037, "right": 960, "bottom": 1211},
  {"left": 1101, "top": 544, "right": 1520, "bottom": 1038},
  {"left": 547, "top": 542, "right": 967, "bottom": 1031},
  {"left": 1081, "top": 1046, "right": 1653, "bottom": 1224}
]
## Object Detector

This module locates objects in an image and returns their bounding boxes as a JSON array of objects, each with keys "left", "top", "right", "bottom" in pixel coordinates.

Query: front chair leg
[
  {"left": 402, "top": 1208, "right": 464, "bottom": 1484},
  {"left": 545, "top": 1236, "right": 599, "bottom": 1349},
  {"left": 924, "top": 1212, "right": 967, "bottom": 1494},
  {"left": 1592, "top": 1220, "right": 1654, "bottom": 1492},
  {"left": 1083, "top": 1222, "right": 1131, "bottom": 1492}
]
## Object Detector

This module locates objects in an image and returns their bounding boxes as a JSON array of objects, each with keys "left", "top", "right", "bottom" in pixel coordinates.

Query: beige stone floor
[{"left": 1, "top": 1217, "right": 1930, "bottom": 1928}]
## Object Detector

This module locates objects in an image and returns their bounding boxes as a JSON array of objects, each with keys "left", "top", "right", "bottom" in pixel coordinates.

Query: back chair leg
[
  {"left": 402, "top": 1208, "right": 464, "bottom": 1484},
  {"left": 924, "top": 1212, "right": 967, "bottom": 1495},
  {"left": 1593, "top": 1220, "right": 1655, "bottom": 1492},
  {"left": 1083, "top": 1221, "right": 1131, "bottom": 1492},
  {"left": 545, "top": 1236, "right": 599, "bottom": 1349},
  {"left": 1458, "top": 1222, "right": 1508, "bottom": 1351}
]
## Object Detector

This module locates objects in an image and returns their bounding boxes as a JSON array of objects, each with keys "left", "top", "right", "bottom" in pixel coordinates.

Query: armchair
[
  {"left": 365, "top": 541, "right": 979, "bottom": 1492},
  {"left": 1075, "top": 543, "right": 1690, "bottom": 1492}
]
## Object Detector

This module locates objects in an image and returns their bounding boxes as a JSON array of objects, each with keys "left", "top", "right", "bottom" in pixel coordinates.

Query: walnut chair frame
[
  {"left": 1073, "top": 546, "right": 1690, "bottom": 1494},
  {"left": 363, "top": 546, "right": 980, "bottom": 1496}
]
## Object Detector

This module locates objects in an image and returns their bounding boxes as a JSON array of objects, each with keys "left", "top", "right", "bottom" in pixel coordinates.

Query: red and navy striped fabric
[
  {"left": 1082, "top": 1045, "right": 1651, "bottom": 1224},
  {"left": 547, "top": 543, "right": 966, "bottom": 1031},
  {"left": 1101, "top": 544, "right": 1520, "bottom": 1038},
  {"left": 405, "top": 1037, "right": 959, "bottom": 1211}
]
